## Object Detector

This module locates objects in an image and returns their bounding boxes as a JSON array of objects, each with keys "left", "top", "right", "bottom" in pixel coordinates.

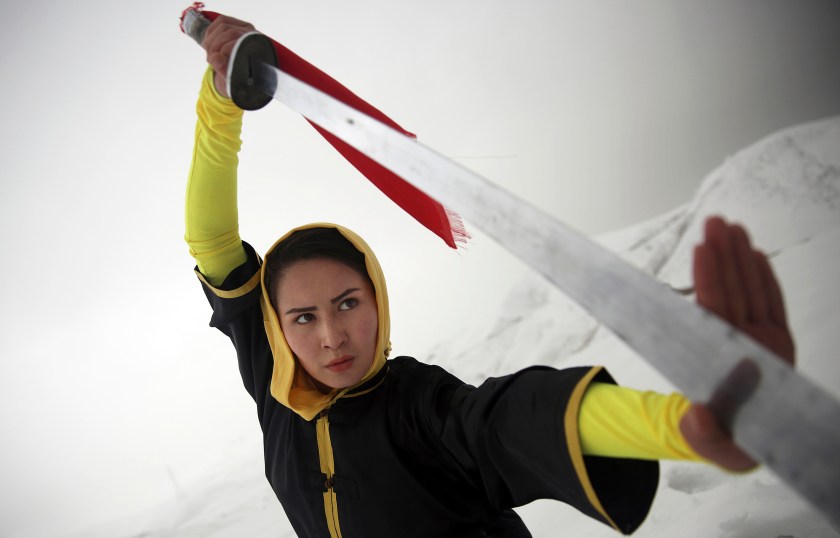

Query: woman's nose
[{"left": 320, "top": 320, "right": 347, "bottom": 350}]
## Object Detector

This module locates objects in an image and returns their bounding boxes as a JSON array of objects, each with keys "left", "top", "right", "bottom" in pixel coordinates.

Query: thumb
[{"left": 680, "top": 404, "right": 758, "bottom": 473}]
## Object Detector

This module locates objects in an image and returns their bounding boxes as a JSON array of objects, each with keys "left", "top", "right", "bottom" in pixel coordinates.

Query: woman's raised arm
[{"left": 184, "top": 17, "right": 258, "bottom": 286}]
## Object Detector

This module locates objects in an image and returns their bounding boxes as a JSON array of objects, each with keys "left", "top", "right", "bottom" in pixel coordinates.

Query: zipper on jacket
[{"left": 316, "top": 408, "right": 342, "bottom": 538}]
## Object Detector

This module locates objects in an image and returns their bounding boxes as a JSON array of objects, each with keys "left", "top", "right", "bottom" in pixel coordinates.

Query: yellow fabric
[
  {"left": 317, "top": 413, "right": 342, "bottom": 537},
  {"left": 260, "top": 223, "right": 392, "bottom": 421},
  {"left": 184, "top": 67, "right": 247, "bottom": 286},
  {"left": 579, "top": 382, "right": 704, "bottom": 461}
]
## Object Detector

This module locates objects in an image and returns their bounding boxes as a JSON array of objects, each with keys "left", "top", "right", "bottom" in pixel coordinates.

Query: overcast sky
[{"left": 1, "top": 1, "right": 839, "bottom": 536}]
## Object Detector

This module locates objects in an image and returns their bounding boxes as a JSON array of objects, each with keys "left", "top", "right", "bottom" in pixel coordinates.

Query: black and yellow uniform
[
  {"left": 187, "top": 67, "right": 704, "bottom": 537},
  {"left": 198, "top": 235, "right": 659, "bottom": 537}
]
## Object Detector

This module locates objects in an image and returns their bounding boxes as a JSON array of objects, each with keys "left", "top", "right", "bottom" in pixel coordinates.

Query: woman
[{"left": 185, "top": 16, "right": 795, "bottom": 538}]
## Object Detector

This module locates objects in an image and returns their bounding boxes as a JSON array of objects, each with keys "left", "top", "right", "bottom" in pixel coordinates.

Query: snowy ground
[{"left": 72, "top": 117, "right": 839, "bottom": 537}]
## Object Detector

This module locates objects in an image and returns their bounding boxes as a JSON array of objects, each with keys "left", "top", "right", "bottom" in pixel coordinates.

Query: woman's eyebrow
[
  {"left": 331, "top": 288, "right": 360, "bottom": 304},
  {"left": 285, "top": 305, "right": 316, "bottom": 315},
  {"left": 283, "top": 288, "right": 360, "bottom": 316}
]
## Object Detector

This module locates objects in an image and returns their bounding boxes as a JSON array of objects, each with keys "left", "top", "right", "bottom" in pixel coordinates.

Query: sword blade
[{"left": 256, "top": 61, "right": 840, "bottom": 527}]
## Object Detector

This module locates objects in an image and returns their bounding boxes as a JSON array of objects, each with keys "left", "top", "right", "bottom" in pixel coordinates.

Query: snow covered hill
[{"left": 76, "top": 116, "right": 840, "bottom": 537}]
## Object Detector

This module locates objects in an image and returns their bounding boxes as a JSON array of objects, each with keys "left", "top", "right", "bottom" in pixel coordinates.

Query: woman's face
[{"left": 274, "top": 258, "right": 378, "bottom": 393}]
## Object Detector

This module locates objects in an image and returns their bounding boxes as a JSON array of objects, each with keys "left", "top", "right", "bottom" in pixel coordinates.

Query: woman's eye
[
  {"left": 339, "top": 298, "right": 358, "bottom": 311},
  {"left": 295, "top": 313, "right": 315, "bottom": 325}
]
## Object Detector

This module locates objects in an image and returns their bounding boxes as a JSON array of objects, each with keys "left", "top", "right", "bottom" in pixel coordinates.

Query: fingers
[
  {"left": 693, "top": 243, "right": 727, "bottom": 319},
  {"left": 714, "top": 218, "right": 743, "bottom": 323},
  {"left": 732, "top": 224, "right": 769, "bottom": 324},
  {"left": 755, "top": 250, "right": 788, "bottom": 328},
  {"left": 700, "top": 216, "right": 748, "bottom": 324},
  {"left": 755, "top": 251, "right": 796, "bottom": 365},
  {"left": 202, "top": 16, "right": 256, "bottom": 74},
  {"left": 697, "top": 216, "right": 772, "bottom": 328}
]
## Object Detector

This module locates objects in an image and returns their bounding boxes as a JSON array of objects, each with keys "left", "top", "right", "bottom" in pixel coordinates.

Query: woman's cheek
[{"left": 284, "top": 328, "right": 307, "bottom": 357}]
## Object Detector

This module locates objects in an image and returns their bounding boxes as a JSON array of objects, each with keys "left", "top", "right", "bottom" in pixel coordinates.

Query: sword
[{"left": 183, "top": 14, "right": 840, "bottom": 528}]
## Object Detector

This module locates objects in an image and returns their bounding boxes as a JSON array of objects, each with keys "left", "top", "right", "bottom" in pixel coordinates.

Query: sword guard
[{"left": 228, "top": 32, "right": 277, "bottom": 111}]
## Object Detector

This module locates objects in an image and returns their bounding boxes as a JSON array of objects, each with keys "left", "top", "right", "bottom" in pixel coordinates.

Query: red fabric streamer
[{"left": 183, "top": 5, "right": 468, "bottom": 249}]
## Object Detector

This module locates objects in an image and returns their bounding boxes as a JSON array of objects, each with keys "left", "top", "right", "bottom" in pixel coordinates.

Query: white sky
[{"left": 1, "top": 1, "right": 839, "bottom": 536}]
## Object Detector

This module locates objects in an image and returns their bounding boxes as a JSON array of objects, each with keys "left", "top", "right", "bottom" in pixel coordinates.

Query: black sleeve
[
  {"left": 195, "top": 242, "right": 274, "bottom": 415},
  {"left": 435, "top": 365, "right": 659, "bottom": 535}
]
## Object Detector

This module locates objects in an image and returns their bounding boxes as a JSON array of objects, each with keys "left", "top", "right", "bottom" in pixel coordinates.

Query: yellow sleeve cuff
[{"left": 579, "top": 382, "right": 704, "bottom": 461}]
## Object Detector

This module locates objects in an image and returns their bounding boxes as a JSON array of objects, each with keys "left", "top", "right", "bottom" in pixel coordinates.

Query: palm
[
  {"left": 680, "top": 216, "right": 795, "bottom": 471},
  {"left": 693, "top": 217, "right": 795, "bottom": 364}
]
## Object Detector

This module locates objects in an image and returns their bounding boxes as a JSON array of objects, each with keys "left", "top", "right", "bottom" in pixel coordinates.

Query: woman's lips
[{"left": 326, "top": 356, "right": 355, "bottom": 373}]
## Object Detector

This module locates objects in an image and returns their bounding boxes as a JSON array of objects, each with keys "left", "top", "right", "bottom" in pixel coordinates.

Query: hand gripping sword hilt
[{"left": 180, "top": 3, "right": 277, "bottom": 111}]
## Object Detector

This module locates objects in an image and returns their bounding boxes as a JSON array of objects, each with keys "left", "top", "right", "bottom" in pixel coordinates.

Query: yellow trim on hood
[{"left": 259, "top": 223, "right": 391, "bottom": 421}]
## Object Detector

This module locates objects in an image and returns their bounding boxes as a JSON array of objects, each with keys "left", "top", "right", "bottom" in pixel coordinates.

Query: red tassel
[{"left": 183, "top": 6, "right": 467, "bottom": 249}]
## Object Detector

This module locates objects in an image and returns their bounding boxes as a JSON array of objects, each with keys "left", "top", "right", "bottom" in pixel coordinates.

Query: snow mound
[{"left": 657, "top": 115, "right": 840, "bottom": 290}]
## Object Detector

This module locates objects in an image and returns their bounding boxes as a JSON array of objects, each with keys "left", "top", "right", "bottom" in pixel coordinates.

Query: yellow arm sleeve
[
  {"left": 184, "top": 67, "right": 248, "bottom": 286},
  {"left": 579, "top": 382, "right": 705, "bottom": 461}
]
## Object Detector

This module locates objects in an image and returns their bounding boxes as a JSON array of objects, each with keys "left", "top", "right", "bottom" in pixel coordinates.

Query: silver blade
[{"left": 256, "top": 61, "right": 840, "bottom": 527}]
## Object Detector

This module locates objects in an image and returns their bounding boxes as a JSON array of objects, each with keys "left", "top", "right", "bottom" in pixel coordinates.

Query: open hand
[
  {"left": 201, "top": 15, "right": 257, "bottom": 98},
  {"left": 680, "top": 216, "right": 795, "bottom": 471}
]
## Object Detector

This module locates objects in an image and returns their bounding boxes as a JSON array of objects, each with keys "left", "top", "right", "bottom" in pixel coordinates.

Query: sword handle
[
  {"left": 179, "top": 4, "right": 277, "bottom": 111},
  {"left": 180, "top": 4, "right": 211, "bottom": 45}
]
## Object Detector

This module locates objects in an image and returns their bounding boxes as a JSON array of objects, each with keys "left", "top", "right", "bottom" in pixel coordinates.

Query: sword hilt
[
  {"left": 180, "top": 3, "right": 277, "bottom": 111},
  {"left": 180, "top": 3, "right": 211, "bottom": 45}
]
